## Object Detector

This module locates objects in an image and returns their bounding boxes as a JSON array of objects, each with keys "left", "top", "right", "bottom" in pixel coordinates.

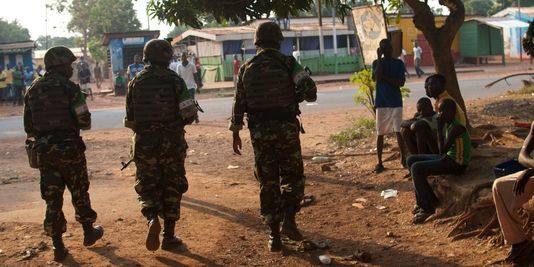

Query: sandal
[
  {"left": 412, "top": 211, "right": 434, "bottom": 224},
  {"left": 412, "top": 205, "right": 421, "bottom": 215},
  {"left": 373, "top": 164, "right": 385, "bottom": 174}
]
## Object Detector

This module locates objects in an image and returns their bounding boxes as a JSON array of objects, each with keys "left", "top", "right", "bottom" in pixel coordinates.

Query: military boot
[
  {"left": 52, "top": 235, "right": 69, "bottom": 262},
  {"left": 146, "top": 217, "right": 161, "bottom": 251},
  {"left": 82, "top": 223, "right": 104, "bottom": 246},
  {"left": 161, "top": 220, "right": 183, "bottom": 251},
  {"left": 281, "top": 209, "right": 304, "bottom": 241},
  {"left": 268, "top": 222, "right": 282, "bottom": 252}
]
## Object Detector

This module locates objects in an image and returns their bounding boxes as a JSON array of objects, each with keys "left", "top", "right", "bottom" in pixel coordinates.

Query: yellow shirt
[
  {"left": 435, "top": 91, "right": 467, "bottom": 126},
  {"left": 4, "top": 69, "right": 13, "bottom": 84},
  {"left": 0, "top": 71, "right": 6, "bottom": 88}
]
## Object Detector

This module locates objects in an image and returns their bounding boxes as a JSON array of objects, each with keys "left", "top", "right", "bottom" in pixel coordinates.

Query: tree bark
[{"left": 404, "top": 0, "right": 467, "bottom": 120}]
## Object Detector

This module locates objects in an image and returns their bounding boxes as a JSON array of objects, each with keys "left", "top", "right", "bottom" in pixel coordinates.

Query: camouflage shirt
[
  {"left": 125, "top": 64, "right": 195, "bottom": 131},
  {"left": 24, "top": 71, "right": 90, "bottom": 139},
  {"left": 229, "top": 48, "right": 317, "bottom": 132}
]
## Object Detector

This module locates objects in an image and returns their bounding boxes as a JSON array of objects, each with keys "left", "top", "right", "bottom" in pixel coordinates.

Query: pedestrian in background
[
  {"left": 93, "top": 62, "right": 103, "bottom": 91},
  {"left": 413, "top": 41, "right": 425, "bottom": 78},
  {"left": 12, "top": 64, "right": 25, "bottom": 106},
  {"left": 233, "top": 54, "right": 240, "bottom": 88},
  {"left": 176, "top": 52, "right": 200, "bottom": 123},
  {"left": 127, "top": 54, "right": 144, "bottom": 84}
]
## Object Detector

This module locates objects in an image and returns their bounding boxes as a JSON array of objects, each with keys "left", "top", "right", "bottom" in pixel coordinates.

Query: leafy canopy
[
  {"left": 148, "top": 0, "right": 368, "bottom": 28},
  {"left": 0, "top": 19, "right": 31, "bottom": 43}
]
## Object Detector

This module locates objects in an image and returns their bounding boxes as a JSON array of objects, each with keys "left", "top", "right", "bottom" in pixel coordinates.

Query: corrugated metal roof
[{"left": 466, "top": 17, "right": 529, "bottom": 29}]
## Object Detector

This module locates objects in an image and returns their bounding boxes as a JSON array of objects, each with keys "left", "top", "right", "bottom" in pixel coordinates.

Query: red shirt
[{"left": 233, "top": 59, "right": 241, "bottom": 75}]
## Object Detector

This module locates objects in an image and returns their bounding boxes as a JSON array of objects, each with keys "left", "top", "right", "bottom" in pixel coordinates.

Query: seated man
[
  {"left": 492, "top": 121, "right": 534, "bottom": 265},
  {"left": 424, "top": 74, "right": 466, "bottom": 126},
  {"left": 407, "top": 99, "right": 471, "bottom": 224},
  {"left": 401, "top": 97, "right": 438, "bottom": 156}
]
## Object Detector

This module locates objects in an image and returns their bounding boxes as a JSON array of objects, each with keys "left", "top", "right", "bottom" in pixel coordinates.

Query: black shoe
[
  {"left": 146, "top": 218, "right": 161, "bottom": 251},
  {"left": 373, "top": 163, "right": 385, "bottom": 174},
  {"left": 268, "top": 234, "right": 282, "bottom": 252},
  {"left": 53, "top": 246, "right": 69, "bottom": 262},
  {"left": 83, "top": 225, "right": 104, "bottom": 246},
  {"left": 161, "top": 236, "right": 183, "bottom": 250},
  {"left": 412, "top": 210, "right": 434, "bottom": 224},
  {"left": 52, "top": 235, "right": 69, "bottom": 262},
  {"left": 281, "top": 211, "right": 304, "bottom": 241}
]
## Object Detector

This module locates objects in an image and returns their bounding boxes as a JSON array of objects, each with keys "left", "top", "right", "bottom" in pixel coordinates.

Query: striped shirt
[
  {"left": 445, "top": 119, "right": 471, "bottom": 166},
  {"left": 435, "top": 91, "right": 466, "bottom": 126}
]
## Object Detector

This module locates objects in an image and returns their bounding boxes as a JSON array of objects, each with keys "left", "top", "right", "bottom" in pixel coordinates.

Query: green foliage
[
  {"left": 88, "top": 37, "right": 107, "bottom": 62},
  {"left": 349, "top": 68, "right": 410, "bottom": 117},
  {"left": 0, "top": 19, "right": 31, "bottom": 43},
  {"left": 329, "top": 117, "right": 376, "bottom": 147},
  {"left": 167, "top": 25, "right": 190, "bottom": 38},
  {"left": 35, "top": 36, "right": 78, "bottom": 49},
  {"left": 464, "top": 0, "right": 495, "bottom": 16},
  {"left": 51, "top": 0, "right": 141, "bottom": 56},
  {"left": 350, "top": 68, "right": 376, "bottom": 116},
  {"left": 148, "top": 0, "right": 315, "bottom": 28}
]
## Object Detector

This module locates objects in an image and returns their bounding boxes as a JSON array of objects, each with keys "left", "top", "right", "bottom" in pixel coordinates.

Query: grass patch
[
  {"left": 507, "top": 83, "right": 534, "bottom": 95},
  {"left": 329, "top": 118, "right": 375, "bottom": 147}
]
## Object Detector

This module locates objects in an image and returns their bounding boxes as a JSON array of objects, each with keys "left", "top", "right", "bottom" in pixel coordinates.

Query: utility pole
[
  {"left": 45, "top": 0, "right": 48, "bottom": 49},
  {"left": 317, "top": 0, "right": 324, "bottom": 55},
  {"left": 518, "top": 0, "right": 522, "bottom": 62}
]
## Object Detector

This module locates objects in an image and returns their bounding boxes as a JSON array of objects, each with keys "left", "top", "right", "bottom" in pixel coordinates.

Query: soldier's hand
[{"left": 233, "top": 132, "right": 242, "bottom": 155}]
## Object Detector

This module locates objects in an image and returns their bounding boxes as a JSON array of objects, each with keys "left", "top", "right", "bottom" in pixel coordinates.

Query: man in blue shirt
[
  {"left": 372, "top": 39, "right": 407, "bottom": 173},
  {"left": 127, "top": 54, "right": 144, "bottom": 84}
]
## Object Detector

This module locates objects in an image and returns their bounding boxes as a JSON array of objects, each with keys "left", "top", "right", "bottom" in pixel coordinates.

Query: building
[
  {"left": 387, "top": 15, "right": 468, "bottom": 67},
  {"left": 172, "top": 18, "right": 363, "bottom": 82},
  {"left": 0, "top": 41, "right": 36, "bottom": 70},
  {"left": 460, "top": 18, "right": 506, "bottom": 65},
  {"left": 492, "top": 7, "right": 534, "bottom": 58},
  {"left": 102, "top": 30, "right": 160, "bottom": 84}
]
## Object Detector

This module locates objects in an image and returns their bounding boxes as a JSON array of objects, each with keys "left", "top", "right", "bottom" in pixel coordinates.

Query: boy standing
[{"left": 372, "top": 38, "right": 407, "bottom": 172}]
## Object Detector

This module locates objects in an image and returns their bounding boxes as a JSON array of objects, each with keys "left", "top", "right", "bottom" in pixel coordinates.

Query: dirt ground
[{"left": 0, "top": 89, "right": 533, "bottom": 266}]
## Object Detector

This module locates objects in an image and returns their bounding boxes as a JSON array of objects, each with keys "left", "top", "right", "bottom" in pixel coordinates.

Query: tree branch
[
  {"left": 437, "top": 0, "right": 465, "bottom": 46},
  {"left": 404, "top": 0, "right": 438, "bottom": 41}
]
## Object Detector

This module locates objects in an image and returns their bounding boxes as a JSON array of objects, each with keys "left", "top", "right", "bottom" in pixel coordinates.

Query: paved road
[{"left": 0, "top": 75, "right": 525, "bottom": 139}]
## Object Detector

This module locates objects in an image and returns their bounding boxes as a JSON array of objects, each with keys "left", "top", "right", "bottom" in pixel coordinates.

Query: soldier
[
  {"left": 124, "top": 39, "right": 198, "bottom": 251},
  {"left": 230, "top": 22, "right": 317, "bottom": 252},
  {"left": 23, "top": 46, "right": 103, "bottom": 262}
]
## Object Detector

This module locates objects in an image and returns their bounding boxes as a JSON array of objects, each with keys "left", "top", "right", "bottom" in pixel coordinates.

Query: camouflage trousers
[
  {"left": 36, "top": 139, "right": 97, "bottom": 237},
  {"left": 132, "top": 128, "right": 189, "bottom": 221},
  {"left": 249, "top": 118, "right": 305, "bottom": 224}
]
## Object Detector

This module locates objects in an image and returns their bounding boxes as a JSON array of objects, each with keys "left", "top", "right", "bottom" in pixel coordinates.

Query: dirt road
[{"left": 3, "top": 91, "right": 533, "bottom": 266}]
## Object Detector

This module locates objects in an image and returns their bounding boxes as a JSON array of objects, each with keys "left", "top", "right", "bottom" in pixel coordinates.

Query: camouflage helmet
[
  {"left": 143, "top": 39, "right": 173, "bottom": 66},
  {"left": 254, "top": 21, "right": 284, "bottom": 47},
  {"left": 44, "top": 46, "right": 77, "bottom": 71}
]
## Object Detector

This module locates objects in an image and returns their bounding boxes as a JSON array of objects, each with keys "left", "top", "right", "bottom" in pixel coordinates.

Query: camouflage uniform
[
  {"left": 23, "top": 71, "right": 96, "bottom": 237},
  {"left": 125, "top": 65, "right": 194, "bottom": 221},
  {"left": 230, "top": 48, "right": 317, "bottom": 225}
]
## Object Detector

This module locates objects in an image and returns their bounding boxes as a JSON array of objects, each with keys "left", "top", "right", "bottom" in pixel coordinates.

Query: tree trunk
[
  {"left": 404, "top": 0, "right": 467, "bottom": 120},
  {"left": 83, "top": 31, "right": 88, "bottom": 59}
]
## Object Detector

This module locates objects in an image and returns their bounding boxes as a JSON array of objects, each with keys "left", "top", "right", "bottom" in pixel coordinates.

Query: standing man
[
  {"left": 292, "top": 45, "right": 301, "bottom": 63},
  {"left": 413, "top": 41, "right": 425, "bottom": 78},
  {"left": 24, "top": 67, "right": 34, "bottom": 88},
  {"left": 492, "top": 121, "right": 534, "bottom": 265},
  {"left": 176, "top": 52, "right": 200, "bottom": 123},
  {"left": 12, "top": 64, "right": 25, "bottom": 106},
  {"left": 0, "top": 67, "right": 6, "bottom": 103},
  {"left": 372, "top": 38, "right": 407, "bottom": 173},
  {"left": 230, "top": 22, "right": 317, "bottom": 252},
  {"left": 125, "top": 39, "right": 198, "bottom": 252},
  {"left": 127, "top": 54, "right": 144, "bottom": 84},
  {"left": 232, "top": 54, "right": 240, "bottom": 88},
  {"left": 78, "top": 64, "right": 92, "bottom": 100},
  {"left": 4, "top": 65, "right": 13, "bottom": 103},
  {"left": 93, "top": 62, "right": 103, "bottom": 91},
  {"left": 23, "top": 46, "right": 103, "bottom": 262}
]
